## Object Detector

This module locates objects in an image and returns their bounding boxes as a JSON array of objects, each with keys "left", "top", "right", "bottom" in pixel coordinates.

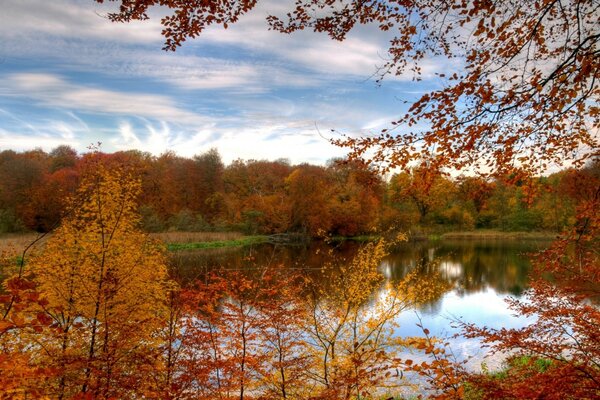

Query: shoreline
[{"left": 0, "top": 229, "right": 558, "bottom": 253}]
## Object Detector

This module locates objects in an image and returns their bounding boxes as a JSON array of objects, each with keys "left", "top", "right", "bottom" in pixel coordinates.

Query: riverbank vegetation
[{"left": 1, "top": 159, "right": 597, "bottom": 399}]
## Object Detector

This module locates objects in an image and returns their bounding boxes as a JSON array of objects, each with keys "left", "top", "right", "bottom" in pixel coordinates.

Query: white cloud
[
  {"left": 108, "top": 120, "right": 346, "bottom": 164},
  {"left": 0, "top": 0, "right": 163, "bottom": 45},
  {"left": 200, "top": 9, "right": 393, "bottom": 78},
  {"left": 137, "top": 55, "right": 321, "bottom": 92},
  {"left": 2, "top": 73, "right": 211, "bottom": 125},
  {"left": 0, "top": 129, "right": 80, "bottom": 151},
  {"left": 0, "top": 29, "right": 322, "bottom": 93},
  {"left": 0, "top": 0, "right": 447, "bottom": 83},
  {"left": 196, "top": 0, "right": 456, "bottom": 80},
  {"left": 0, "top": 0, "right": 459, "bottom": 110},
  {"left": 0, "top": 0, "right": 428, "bottom": 164},
  {"left": 115, "top": 122, "right": 143, "bottom": 148}
]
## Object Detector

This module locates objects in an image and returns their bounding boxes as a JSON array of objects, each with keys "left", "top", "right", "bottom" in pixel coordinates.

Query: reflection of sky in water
[
  {"left": 395, "top": 287, "right": 536, "bottom": 371},
  {"left": 376, "top": 240, "right": 548, "bottom": 373},
  {"left": 397, "top": 288, "right": 533, "bottom": 336},
  {"left": 389, "top": 288, "right": 537, "bottom": 398}
]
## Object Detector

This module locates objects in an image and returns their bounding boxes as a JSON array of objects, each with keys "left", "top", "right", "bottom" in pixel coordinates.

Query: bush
[
  {"left": 436, "top": 205, "right": 476, "bottom": 230},
  {"left": 0, "top": 209, "right": 26, "bottom": 233},
  {"left": 508, "top": 208, "right": 543, "bottom": 231},
  {"left": 139, "top": 205, "right": 165, "bottom": 232},
  {"left": 168, "top": 209, "right": 211, "bottom": 231}
]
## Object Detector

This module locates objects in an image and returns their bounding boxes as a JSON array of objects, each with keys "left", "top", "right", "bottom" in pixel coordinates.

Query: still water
[{"left": 170, "top": 239, "right": 549, "bottom": 369}]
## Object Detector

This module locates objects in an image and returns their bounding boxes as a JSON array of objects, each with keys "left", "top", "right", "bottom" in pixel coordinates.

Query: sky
[{"left": 0, "top": 0, "right": 446, "bottom": 165}]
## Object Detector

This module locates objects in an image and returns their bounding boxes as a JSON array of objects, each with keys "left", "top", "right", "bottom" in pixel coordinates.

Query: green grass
[
  {"left": 427, "top": 233, "right": 442, "bottom": 241},
  {"left": 166, "top": 235, "right": 269, "bottom": 250},
  {"left": 491, "top": 355, "right": 554, "bottom": 380},
  {"left": 328, "top": 235, "right": 380, "bottom": 243}
]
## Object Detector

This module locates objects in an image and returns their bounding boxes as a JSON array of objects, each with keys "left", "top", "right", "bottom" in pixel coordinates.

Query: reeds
[{"left": 151, "top": 231, "right": 244, "bottom": 244}]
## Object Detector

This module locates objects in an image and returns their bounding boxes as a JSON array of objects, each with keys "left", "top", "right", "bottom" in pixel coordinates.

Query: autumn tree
[
  {"left": 532, "top": 172, "right": 575, "bottom": 232},
  {"left": 285, "top": 164, "right": 334, "bottom": 236},
  {"left": 256, "top": 273, "right": 311, "bottom": 399},
  {"left": 460, "top": 184, "right": 600, "bottom": 399},
  {"left": 302, "top": 238, "right": 449, "bottom": 398},
  {"left": 193, "top": 149, "right": 225, "bottom": 214},
  {"left": 222, "top": 159, "right": 293, "bottom": 233},
  {"left": 0, "top": 150, "right": 46, "bottom": 231},
  {"left": 1, "top": 155, "right": 171, "bottom": 399},
  {"left": 49, "top": 145, "right": 79, "bottom": 173},
  {"left": 172, "top": 268, "right": 311, "bottom": 399},
  {"left": 20, "top": 167, "right": 80, "bottom": 232},
  {"left": 455, "top": 176, "right": 494, "bottom": 228},
  {"left": 327, "top": 160, "right": 384, "bottom": 236},
  {"left": 388, "top": 164, "right": 456, "bottom": 226}
]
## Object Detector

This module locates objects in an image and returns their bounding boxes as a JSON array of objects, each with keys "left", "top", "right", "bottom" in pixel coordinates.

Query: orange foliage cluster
[
  {"left": 0, "top": 160, "right": 597, "bottom": 398},
  {"left": 458, "top": 187, "right": 600, "bottom": 399},
  {"left": 0, "top": 148, "right": 384, "bottom": 237},
  {"left": 2, "top": 0, "right": 598, "bottom": 396}
]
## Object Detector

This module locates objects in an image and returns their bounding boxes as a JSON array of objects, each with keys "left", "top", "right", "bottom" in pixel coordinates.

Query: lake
[{"left": 169, "top": 238, "right": 550, "bottom": 370}]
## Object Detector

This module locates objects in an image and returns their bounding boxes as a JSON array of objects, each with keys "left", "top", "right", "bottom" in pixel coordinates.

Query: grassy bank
[
  {"left": 1, "top": 229, "right": 557, "bottom": 255},
  {"left": 0, "top": 233, "right": 47, "bottom": 255},
  {"left": 150, "top": 231, "right": 244, "bottom": 243},
  {"left": 328, "top": 234, "right": 380, "bottom": 243},
  {"left": 163, "top": 235, "right": 269, "bottom": 250},
  {"left": 331, "top": 230, "right": 556, "bottom": 243}
]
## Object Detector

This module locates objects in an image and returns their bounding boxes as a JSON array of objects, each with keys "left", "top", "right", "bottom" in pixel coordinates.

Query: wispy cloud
[
  {"left": 0, "top": 128, "right": 80, "bottom": 150},
  {"left": 0, "top": 0, "right": 162, "bottom": 44},
  {"left": 0, "top": 0, "right": 414, "bottom": 83},
  {"left": 1, "top": 73, "right": 211, "bottom": 125},
  {"left": 0, "top": 0, "right": 436, "bottom": 164},
  {"left": 137, "top": 55, "right": 322, "bottom": 92}
]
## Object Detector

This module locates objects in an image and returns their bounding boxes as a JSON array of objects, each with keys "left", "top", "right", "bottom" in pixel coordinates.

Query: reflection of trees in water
[
  {"left": 169, "top": 241, "right": 358, "bottom": 286},
  {"left": 382, "top": 241, "right": 546, "bottom": 298},
  {"left": 170, "top": 240, "right": 548, "bottom": 311},
  {"left": 435, "top": 241, "right": 542, "bottom": 296}
]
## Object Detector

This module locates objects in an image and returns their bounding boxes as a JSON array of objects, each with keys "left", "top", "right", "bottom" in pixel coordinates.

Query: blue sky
[{"left": 0, "top": 0, "right": 447, "bottom": 165}]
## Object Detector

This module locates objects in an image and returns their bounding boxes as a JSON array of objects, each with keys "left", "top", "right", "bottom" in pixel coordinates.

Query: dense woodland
[{"left": 1, "top": 146, "right": 598, "bottom": 236}]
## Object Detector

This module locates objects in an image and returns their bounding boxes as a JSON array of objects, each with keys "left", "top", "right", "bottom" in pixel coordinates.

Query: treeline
[{"left": 0, "top": 146, "right": 597, "bottom": 235}]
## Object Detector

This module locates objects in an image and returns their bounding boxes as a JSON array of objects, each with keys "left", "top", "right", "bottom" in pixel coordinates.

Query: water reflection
[
  {"left": 169, "top": 239, "right": 549, "bottom": 378},
  {"left": 380, "top": 240, "right": 545, "bottom": 297},
  {"left": 171, "top": 239, "right": 547, "bottom": 303},
  {"left": 173, "top": 243, "right": 542, "bottom": 333}
]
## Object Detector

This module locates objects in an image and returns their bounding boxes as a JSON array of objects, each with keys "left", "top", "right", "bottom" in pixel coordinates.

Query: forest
[{"left": 0, "top": 146, "right": 598, "bottom": 237}]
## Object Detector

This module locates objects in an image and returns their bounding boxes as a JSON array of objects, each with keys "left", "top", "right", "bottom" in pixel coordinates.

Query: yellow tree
[
  {"left": 1, "top": 156, "right": 170, "bottom": 399},
  {"left": 304, "top": 237, "right": 449, "bottom": 399}
]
